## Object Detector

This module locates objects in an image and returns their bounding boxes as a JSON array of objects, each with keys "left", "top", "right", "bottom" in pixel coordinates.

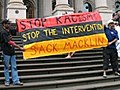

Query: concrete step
[
  {"left": 0, "top": 32, "right": 119, "bottom": 90},
  {"left": 0, "top": 64, "right": 103, "bottom": 75},
  {"left": 0, "top": 59, "right": 103, "bottom": 69},
  {"left": 12, "top": 38, "right": 22, "bottom": 41},
  {"left": 0, "top": 55, "right": 103, "bottom": 65},
  {"left": 0, "top": 74, "right": 120, "bottom": 90},
  {"left": 0, "top": 69, "right": 113, "bottom": 83},
  {"left": 45, "top": 79, "right": 120, "bottom": 90}
]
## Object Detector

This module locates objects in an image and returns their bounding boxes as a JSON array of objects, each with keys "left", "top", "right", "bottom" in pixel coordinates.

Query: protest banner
[{"left": 16, "top": 11, "right": 108, "bottom": 59}]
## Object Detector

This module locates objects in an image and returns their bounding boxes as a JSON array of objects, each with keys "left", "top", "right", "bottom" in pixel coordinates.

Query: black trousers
[{"left": 103, "top": 47, "right": 119, "bottom": 72}]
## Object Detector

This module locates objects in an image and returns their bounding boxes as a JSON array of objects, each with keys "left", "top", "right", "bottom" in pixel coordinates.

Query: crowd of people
[{"left": 0, "top": 10, "right": 120, "bottom": 86}]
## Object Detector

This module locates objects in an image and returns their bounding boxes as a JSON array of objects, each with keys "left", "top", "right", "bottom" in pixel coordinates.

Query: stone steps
[
  {"left": 0, "top": 36, "right": 119, "bottom": 90},
  {"left": 0, "top": 74, "right": 120, "bottom": 90}
]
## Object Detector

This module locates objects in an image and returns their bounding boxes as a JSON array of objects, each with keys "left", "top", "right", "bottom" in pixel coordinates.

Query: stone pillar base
[
  {"left": 52, "top": 4, "right": 74, "bottom": 15},
  {"left": 98, "top": 9, "right": 113, "bottom": 24},
  {"left": 7, "top": 1, "right": 26, "bottom": 23}
]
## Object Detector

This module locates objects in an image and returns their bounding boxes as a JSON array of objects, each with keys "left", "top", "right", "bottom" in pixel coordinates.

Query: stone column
[
  {"left": 74, "top": 0, "right": 83, "bottom": 13},
  {"left": 43, "top": 0, "right": 52, "bottom": 17},
  {"left": 9, "top": 0, "right": 23, "bottom": 2},
  {"left": 52, "top": 0, "right": 74, "bottom": 15},
  {"left": 95, "top": 0, "right": 113, "bottom": 24},
  {"left": 95, "top": 0, "right": 108, "bottom": 10},
  {"left": 7, "top": 0, "right": 26, "bottom": 23}
]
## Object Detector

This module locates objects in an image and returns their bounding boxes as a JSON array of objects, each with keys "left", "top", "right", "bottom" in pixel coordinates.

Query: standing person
[
  {"left": 115, "top": 22, "right": 120, "bottom": 57},
  {"left": 103, "top": 21, "right": 120, "bottom": 78},
  {"left": 0, "top": 19, "right": 24, "bottom": 86},
  {"left": 116, "top": 10, "right": 120, "bottom": 23},
  {"left": 65, "top": 10, "right": 82, "bottom": 59}
]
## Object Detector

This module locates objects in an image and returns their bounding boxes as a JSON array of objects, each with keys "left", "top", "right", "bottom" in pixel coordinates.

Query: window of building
[
  {"left": 0, "top": 2, "right": 2, "bottom": 20},
  {"left": 52, "top": 0, "right": 56, "bottom": 10},
  {"left": 68, "top": 0, "right": 72, "bottom": 7},
  {"left": 52, "top": 0, "right": 73, "bottom": 10},
  {"left": 115, "top": 1, "right": 120, "bottom": 12},
  {"left": 23, "top": 0, "right": 34, "bottom": 18},
  {"left": 83, "top": 2, "right": 92, "bottom": 12}
]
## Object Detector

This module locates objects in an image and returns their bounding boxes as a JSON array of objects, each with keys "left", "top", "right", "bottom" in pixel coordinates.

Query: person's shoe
[
  {"left": 114, "top": 72, "right": 120, "bottom": 76},
  {"left": 5, "top": 82, "right": 10, "bottom": 86},
  {"left": 103, "top": 74, "right": 107, "bottom": 78},
  {"left": 103, "top": 71, "right": 107, "bottom": 78},
  {"left": 13, "top": 81, "right": 23, "bottom": 86},
  {"left": 65, "top": 55, "right": 71, "bottom": 59}
]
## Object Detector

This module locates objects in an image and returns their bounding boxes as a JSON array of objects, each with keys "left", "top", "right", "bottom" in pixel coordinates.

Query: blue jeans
[{"left": 3, "top": 54, "right": 20, "bottom": 84}]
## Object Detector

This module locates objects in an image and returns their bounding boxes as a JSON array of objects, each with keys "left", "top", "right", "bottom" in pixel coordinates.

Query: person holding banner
[
  {"left": 0, "top": 19, "right": 24, "bottom": 86},
  {"left": 65, "top": 10, "right": 83, "bottom": 59},
  {"left": 103, "top": 21, "right": 120, "bottom": 78}
]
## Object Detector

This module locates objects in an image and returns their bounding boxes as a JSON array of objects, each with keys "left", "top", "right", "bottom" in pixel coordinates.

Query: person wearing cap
[
  {"left": 103, "top": 21, "right": 120, "bottom": 78},
  {"left": 0, "top": 19, "right": 24, "bottom": 86}
]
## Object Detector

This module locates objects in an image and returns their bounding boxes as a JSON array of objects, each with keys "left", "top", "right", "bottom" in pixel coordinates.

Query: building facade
[{"left": 0, "top": 0, "right": 120, "bottom": 23}]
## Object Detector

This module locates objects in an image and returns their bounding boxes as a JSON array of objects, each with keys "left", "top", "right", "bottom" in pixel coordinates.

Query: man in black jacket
[{"left": 0, "top": 19, "right": 24, "bottom": 86}]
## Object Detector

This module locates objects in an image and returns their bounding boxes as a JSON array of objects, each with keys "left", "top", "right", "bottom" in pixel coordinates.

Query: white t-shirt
[{"left": 115, "top": 25, "right": 120, "bottom": 57}]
